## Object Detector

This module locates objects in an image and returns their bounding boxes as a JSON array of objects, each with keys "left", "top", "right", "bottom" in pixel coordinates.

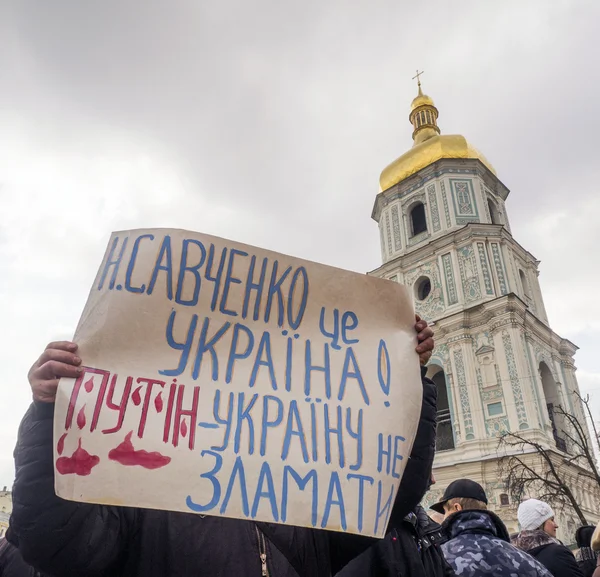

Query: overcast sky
[{"left": 1, "top": 0, "right": 599, "bottom": 486}]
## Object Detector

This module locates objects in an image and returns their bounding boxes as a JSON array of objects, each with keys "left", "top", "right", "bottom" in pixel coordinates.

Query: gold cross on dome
[{"left": 412, "top": 69, "right": 424, "bottom": 87}]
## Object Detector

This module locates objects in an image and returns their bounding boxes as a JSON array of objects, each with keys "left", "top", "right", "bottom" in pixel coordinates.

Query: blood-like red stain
[
  {"left": 154, "top": 391, "right": 163, "bottom": 413},
  {"left": 57, "top": 432, "right": 68, "bottom": 456},
  {"left": 108, "top": 431, "right": 171, "bottom": 470},
  {"left": 84, "top": 378, "right": 94, "bottom": 393},
  {"left": 132, "top": 386, "right": 142, "bottom": 406},
  {"left": 56, "top": 439, "right": 100, "bottom": 476},
  {"left": 77, "top": 405, "right": 87, "bottom": 429},
  {"left": 180, "top": 420, "right": 188, "bottom": 438}
]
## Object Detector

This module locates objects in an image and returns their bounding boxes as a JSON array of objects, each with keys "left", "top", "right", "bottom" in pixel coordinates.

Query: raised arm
[{"left": 7, "top": 342, "right": 135, "bottom": 576}]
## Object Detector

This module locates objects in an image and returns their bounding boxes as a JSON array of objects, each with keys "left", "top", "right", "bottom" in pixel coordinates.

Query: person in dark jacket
[
  {"left": 513, "top": 499, "right": 584, "bottom": 577},
  {"left": 334, "top": 475, "right": 455, "bottom": 577},
  {"left": 432, "top": 479, "right": 552, "bottom": 577},
  {"left": 8, "top": 319, "right": 435, "bottom": 577},
  {"left": 575, "top": 525, "right": 600, "bottom": 577},
  {"left": 0, "top": 538, "right": 48, "bottom": 577}
]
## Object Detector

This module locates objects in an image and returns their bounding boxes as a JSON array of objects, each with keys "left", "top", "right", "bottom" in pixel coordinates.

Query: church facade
[{"left": 369, "top": 79, "right": 599, "bottom": 541}]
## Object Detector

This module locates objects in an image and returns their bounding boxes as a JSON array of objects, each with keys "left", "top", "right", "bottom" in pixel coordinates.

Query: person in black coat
[
  {"left": 0, "top": 538, "right": 48, "bottom": 577},
  {"left": 575, "top": 526, "right": 599, "bottom": 577},
  {"left": 8, "top": 319, "right": 435, "bottom": 577},
  {"left": 513, "top": 499, "right": 584, "bottom": 577}
]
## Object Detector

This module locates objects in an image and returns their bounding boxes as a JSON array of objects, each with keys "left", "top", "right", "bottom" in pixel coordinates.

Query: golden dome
[
  {"left": 380, "top": 134, "right": 496, "bottom": 191},
  {"left": 379, "top": 78, "right": 496, "bottom": 191},
  {"left": 411, "top": 92, "right": 434, "bottom": 111}
]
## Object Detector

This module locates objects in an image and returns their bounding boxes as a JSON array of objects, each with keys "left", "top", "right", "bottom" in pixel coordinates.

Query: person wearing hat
[
  {"left": 513, "top": 499, "right": 584, "bottom": 577},
  {"left": 433, "top": 479, "right": 553, "bottom": 577},
  {"left": 574, "top": 525, "right": 600, "bottom": 577}
]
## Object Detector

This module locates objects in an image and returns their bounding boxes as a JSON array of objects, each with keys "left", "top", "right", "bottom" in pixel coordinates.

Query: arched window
[
  {"left": 488, "top": 199, "right": 501, "bottom": 225},
  {"left": 427, "top": 365, "right": 455, "bottom": 451},
  {"left": 410, "top": 202, "right": 427, "bottom": 236},
  {"left": 540, "top": 362, "right": 567, "bottom": 452},
  {"left": 500, "top": 493, "right": 510, "bottom": 506},
  {"left": 519, "top": 269, "right": 530, "bottom": 298}
]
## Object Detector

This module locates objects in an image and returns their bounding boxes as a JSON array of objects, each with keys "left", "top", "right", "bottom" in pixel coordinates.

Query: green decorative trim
[
  {"left": 427, "top": 184, "right": 441, "bottom": 232},
  {"left": 490, "top": 243, "right": 509, "bottom": 295},
  {"left": 458, "top": 245, "right": 482, "bottom": 302},
  {"left": 450, "top": 179, "right": 480, "bottom": 224},
  {"left": 442, "top": 253, "right": 458, "bottom": 305},
  {"left": 502, "top": 331, "right": 529, "bottom": 429},
  {"left": 477, "top": 242, "right": 494, "bottom": 295},
  {"left": 454, "top": 348, "right": 475, "bottom": 440},
  {"left": 391, "top": 204, "right": 402, "bottom": 251},
  {"left": 441, "top": 181, "right": 452, "bottom": 228}
]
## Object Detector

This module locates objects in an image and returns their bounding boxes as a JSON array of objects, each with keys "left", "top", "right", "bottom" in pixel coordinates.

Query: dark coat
[
  {"left": 333, "top": 378, "right": 450, "bottom": 577},
  {"left": 0, "top": 538, "right": 48, "bottom": 577},
  {"left": 8, "top": 370, "right": 436, "bottom": 577},
  {"left": 442, "top": 510, "right": 553, "bottom": 577},
  {"left": 513, "top": 529, "right": 584, "bottom": 577}
]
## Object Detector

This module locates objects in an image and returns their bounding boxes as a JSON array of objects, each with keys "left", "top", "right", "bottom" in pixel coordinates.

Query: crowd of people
[{"left": 0, "top": 319, "right": 599, "bottom": 576}]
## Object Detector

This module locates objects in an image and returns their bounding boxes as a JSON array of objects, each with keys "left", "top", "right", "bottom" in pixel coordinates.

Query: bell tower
[{"left": 369, "top": 75, "right": 598, "bottom": 538}]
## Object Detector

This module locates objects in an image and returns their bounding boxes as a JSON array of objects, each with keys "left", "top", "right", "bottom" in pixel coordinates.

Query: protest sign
[{"left": 54, "top": 228, "right": 422, "bottom": 538}]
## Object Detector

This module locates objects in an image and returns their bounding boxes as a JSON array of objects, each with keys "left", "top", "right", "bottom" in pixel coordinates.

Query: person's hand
[
  {"left": 28, "top": 341, "right": 82, "bottom": 403},
  {"left": 415, "top": 315, "right": 434, "bottom": 366}
]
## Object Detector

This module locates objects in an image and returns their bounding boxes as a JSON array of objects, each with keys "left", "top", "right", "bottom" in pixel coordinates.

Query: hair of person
[{"left": 446, "top": 497, "right": 488, "bottom": 510}]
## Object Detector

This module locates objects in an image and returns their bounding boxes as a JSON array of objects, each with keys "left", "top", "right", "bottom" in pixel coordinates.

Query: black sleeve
[
  {"left": 328, "top": 367, "right": 437, "bottom": 573},
  {"left": 545, "top": 545, "right": 584, "bottom": 577},
  {"left": 8, "top": 402, "right": 136, "bottom": 576}
]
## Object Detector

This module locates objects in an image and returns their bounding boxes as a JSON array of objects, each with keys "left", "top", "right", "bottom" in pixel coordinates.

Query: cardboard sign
[{"left": 54, "top": 228, "right": 422, "bottom": 537}]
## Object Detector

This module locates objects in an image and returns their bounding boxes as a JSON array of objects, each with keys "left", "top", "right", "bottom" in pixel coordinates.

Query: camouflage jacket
[{"left": 441, "top": 510, "right": 553, "bottom": 577}]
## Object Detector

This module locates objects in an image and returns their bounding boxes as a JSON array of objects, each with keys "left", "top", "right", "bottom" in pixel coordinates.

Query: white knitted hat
[{"left": 517, "top": 499, "right": 555, "bottom": 531}]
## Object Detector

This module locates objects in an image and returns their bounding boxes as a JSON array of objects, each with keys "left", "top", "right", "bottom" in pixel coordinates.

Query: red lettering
[
  {"left": 136, "top": 378, "right": 165, "bottom": 438},
  {"left": 102, "top": 375, "right": 133, "bottom": 434},
  {"left": 173, "top": 384, "right": 200, "bottom": 450}
]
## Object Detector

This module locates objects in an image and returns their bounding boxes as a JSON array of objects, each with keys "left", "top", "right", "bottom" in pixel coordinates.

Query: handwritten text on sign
[{"left": 54, "top": 229, "right": 422, "bottom": 537}]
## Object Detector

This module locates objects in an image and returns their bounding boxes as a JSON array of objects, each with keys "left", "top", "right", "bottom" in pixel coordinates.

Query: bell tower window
[
  {"left": 410, "top": 202, "right": 427, "bottom": 236},
  {"left": 488, "top": 199, "right": 501, "bottom": 225}
]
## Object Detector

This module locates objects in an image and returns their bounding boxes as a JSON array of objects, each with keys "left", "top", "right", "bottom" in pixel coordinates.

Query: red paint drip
[
  {"left": 180, "top": 419, "right": 188, "bottom": 438},
  {"left": 56, "top": 439, "right": 100, "bottom": 476},
  {"left": 132, "top": 386, "right": 142, "bottom": 406},
  {"left": 77, "top": 405, "right": 87, "bottom": 429},
  {"left": 154, "top": 391, "right": 163, "bottom": 413},
  {"left": 108, "top": 431, "right": 171, "bottom": 470},
  {"left": 84, "top": 378, "right": 94, "bottom": 393},
  {"left": 57, "top": 432, "right": 68, "bottom": 456}
]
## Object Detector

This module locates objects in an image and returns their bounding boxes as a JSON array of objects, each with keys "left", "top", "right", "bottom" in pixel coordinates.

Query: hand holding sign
[{"left": 50, "top": 228, "right": 427, "bottom": 538}]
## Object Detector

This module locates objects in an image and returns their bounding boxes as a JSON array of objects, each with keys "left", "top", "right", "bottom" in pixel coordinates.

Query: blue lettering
[
  {"left": 147, "top": 235, "right": 173, "bottom": 299},
  {"left": 205, "top": 244, "right": 227, "bottom": 311},
  {"left": 220, "top": 248, "right": 248, "bottom": 316},
  {"left": 347, "top": 473, "right": 373, "bottom": 532},
  {"left": 251, "top": 461, "right": 279, "bottom": 521},
  {"left": 226, "top": 323, "right": 254, "bottom": 383},
  {"left": 242, "top": 255, "right": 268, "bottom": 321},
  {"left": 192, "top": 317, "right": 231, "bottom": 381},
  {"left": 287, "top": 267, "right": 309, "bottom": 329},
  {"left": 392, "top": 435, "right": 406, "bottom": 479},
  {"left": 374, "top": 480, "right": 395, "bottom": 536},
  {"left": 377, "top": 433, "right": 391, "bottom": 475},
  {"left": 321, "top": 471, "right": 347, "bottom": 530},
  {"left": 125, "top": 234, "right": 154, "bottom": 293},
  {"left": 324, "top": 403, "right": 344, "bottom": 467},
  {"left": 319, "top": 307, "right": 341, "bottom": 350},
  {"left": 338, "top": 347, "right": 369, "bottom": 405},
  {"left": 260, "top": 395, "right": 284, "bottom": 456},
  {"left": 234, "top": 392, "right": 258, "bottom": 455},
  {"left": 175, "top": 239, "right": 206, "bottom": 306},
  {"left": 220, "top": 456, "right": 249, "bottom": 516},
  {"left": 341, "top": 311, "right": 359, "bottom": 345},
  {"left": 159, "top": 310, "right": 198, "bottom": 377},
  {"left": 249, "top": 331, "right": 277, "bottom": 390},
  {"left": 281, "top": 466, "right": 318, "bottom": 527},
  {"left": 97, "top": 235, "right": 129, "bottom": 290},
  {"left": 211, "top": 389, "right": 234, "bottom": 452},
  {"left": 304, "top": 341, "right": 331, "bottom": 399},
  {"left": 264, "top": 261, "right": 292, "bottom": 327},
  {"left": 346, "top": 408, "right": 363, "bottom": 471},
  {"left": 281, "top": 400, "right": 309, "bottom": 463},
  {"left": 377, "top": 339, "right": 391, "bottom": 396},
  {"left": 186, "top": 449, "right": 222, "bottom": 512}
]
